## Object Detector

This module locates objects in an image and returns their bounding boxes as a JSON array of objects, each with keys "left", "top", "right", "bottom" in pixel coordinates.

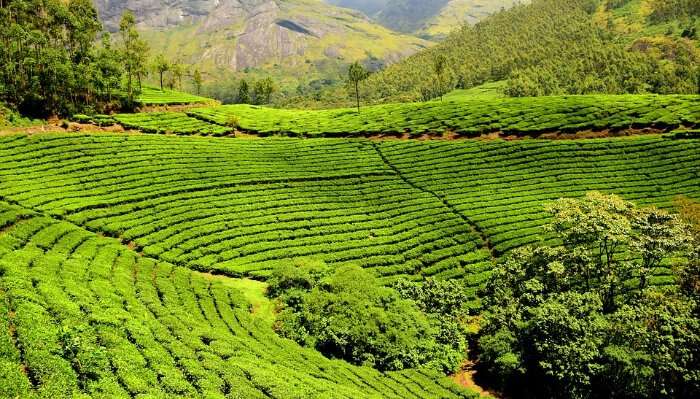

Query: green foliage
[
  {"left": 186, "top": 94, "right": 700, "bottom": 137},
  {"left": 136, "top": 86, "right": 214, "bottom": 106},
  {"left": 192, "top": 69, "right": 203, "bottom": 96},
  {"left": 0, "top": 103, "right": 40, "bottom": 128},
  {"left": 113, "top": 112, "right": 232, "bottom": 135},
  {"left": 0, "top": 202, "right": 475, "bottom": 398},
  {"left": 269, "top": 261, "right": 464, "bottom": 372},
  {"left": 251, "top": 77, "right": 276, "bottom": 105},
  {"left": 154, "top": 54, "right": 170, "bottom": 91},
  {"left": 0, "top": 0, "right": 111, "bottom": 115},
  {"left": 348, "top": 62, "right": 370, "bottom": 112},
  {"left": 393, "top": 278, "right": 473, "bottom": 372},
  {"left": 365, "top": 0, "right": 699, "bottom": 101},
  {"left": 648, "top": 0, "right": 700, "bottom": 23},
  {"left": 119, "top": 11, "right": 148, "bottom": 106},
  {"left": 476, "top": 192, "right": 699, "bottom": 398},
  {"left": 238, "top": 79, "right": 251, "bottom": 104}
]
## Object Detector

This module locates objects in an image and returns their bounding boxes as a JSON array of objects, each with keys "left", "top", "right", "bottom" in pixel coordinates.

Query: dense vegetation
[
  {"left": 0, "top": 201, "right": 475, "bottom": 398},
  {"left": 363, "top": 0, "right": 700, "bottom": 102},
  {"left": 0, "top": 0, "right": 216, "bottom": 117},
  {"left": 181, "top": 95, "right": 699, "bottom": 137},
  {"left": 475, "top": 193, "right": 699, "bottom": 398},
  {"left": 0, "top": 0, "right": 141, "bottom": 115},
  {"left": 268, "top": 260, "right": 465, "bottom": 373}
]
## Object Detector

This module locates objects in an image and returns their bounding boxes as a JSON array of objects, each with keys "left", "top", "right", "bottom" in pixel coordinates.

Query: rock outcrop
[{"left": 93, "top": 0, "right": 428, "bottom": 71}]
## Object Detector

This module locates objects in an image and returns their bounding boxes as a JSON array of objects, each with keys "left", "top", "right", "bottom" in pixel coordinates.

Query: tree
[
  {"left": 347, "top": 62, "right": 368, "bottom": 113},
  {"left": 119, "top": 11, "right": 146, "bottom": 106},
  {"left": 171, "top": 63, "right": 184, "bottom": 91},
  {"left": 268, "top": 260, "right": 464, "bottom": 372},
  {"left": 252, "top": 77, "right": 275, "bottom": 104},
  {"left": 0, "top": 0, "right": 116, "bottom": 115},
  {"left": 132, "top": 38, "right": 149, "bottom": 91},
  {"left": 476, "top": 192, "right": 697, "bottom": 398},
  {"left": 154, "top": 55, "right": 170, "bottom": 91},
  {"left": 93, "top": 33, "right": 123, "bottom": 106},
  {"left": 192, "top": 69, "right": 202, "bottom": 95},
  {"left": 432, "top": 54, "right": 448, "bottom": 101},
  {"left": 238, "top": 79, "right": 250, "bottom": 104}
]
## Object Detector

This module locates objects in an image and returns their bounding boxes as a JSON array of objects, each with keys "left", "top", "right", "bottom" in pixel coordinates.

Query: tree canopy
[
  {"left": 476, "top": 192, "right": 699, "bottom": 398},
  {"left": 267, "top": 260, "right": 466, "bottom": 372}
]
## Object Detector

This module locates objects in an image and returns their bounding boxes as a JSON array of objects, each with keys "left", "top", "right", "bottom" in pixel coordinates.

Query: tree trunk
[
  {"left": 160, "top": 72, "right": 163, "bottom": 90},
  {"left": 355, "top": 82, "right": 360, "bottom": 113}
]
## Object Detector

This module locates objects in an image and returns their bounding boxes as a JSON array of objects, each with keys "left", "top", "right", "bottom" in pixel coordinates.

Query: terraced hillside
[
  {"left": 0, "top": 201, "right": 473, "bottom": 398},
  {"left": 136, "top": 87, "right": 216, "bottom": 106},
  {"left": 1, "top": 134, "right": 697, "bottom": 294},
  {"left": 110, "top": 94, "right": 699, "bottom": 137}
]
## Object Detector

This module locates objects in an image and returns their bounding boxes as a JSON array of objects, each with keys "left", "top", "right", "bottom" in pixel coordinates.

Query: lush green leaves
[
  {"left": 269, "top": 261, "right": 465, "bottom": 372},
  {"left": 476, "top": 193, "right": 699, "bottom": 398}
]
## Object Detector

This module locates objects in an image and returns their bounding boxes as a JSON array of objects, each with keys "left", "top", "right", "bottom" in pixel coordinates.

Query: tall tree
[
  {"left": 192, "top": 69, "right": 203, "bottom": 95},
  {"left": 171, "top": 63, "right": 184, "bottom": 91},
  {"left": 432, "top": 54, "right": 448, "bottom": 101},
  {"left": 347, "top": 62, "right": 368, "bottom": 113},
  {"left": 238, "top": 79, "right": 251, "bottom": 104},
  {"left": 154, "top": 55, "right": 170, "bottom": 91},
  {"left": 252, "top": 77, "right": 275, "bottom": 104},
  {"left": 119, "top": 11, "right": 142, "bottom": 106}
]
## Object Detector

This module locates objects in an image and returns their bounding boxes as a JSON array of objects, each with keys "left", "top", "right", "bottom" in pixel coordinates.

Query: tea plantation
[
  {"left": 1, "top": 131, "right": 698, "bottom": 397},
  {"left": 136, "top": 87, "right": 215, "bottom": 106},
  {"left": 0, "top": 201, "right": 473, "bottom": 398},
  {"left": 1, "top": 134, "right": 697, "bottom": 304},
  {"left": 181, "top": 95, "right": 699, "bottom": 137}
]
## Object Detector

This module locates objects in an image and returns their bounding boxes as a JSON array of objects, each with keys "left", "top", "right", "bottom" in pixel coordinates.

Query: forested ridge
[{"left": 364, "top": 0, "right": 700, "bottom": 102}]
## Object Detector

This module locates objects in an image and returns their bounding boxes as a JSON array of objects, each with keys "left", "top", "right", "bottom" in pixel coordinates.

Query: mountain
[
  {"left": 93, "top": 0, "right": 430, "bottom": 96},
  {"left": 326, "top": 0, "right": 525, "bottom": 37},
  {"left": 363, "top": 0, "right": 699, "bottom": 101}
]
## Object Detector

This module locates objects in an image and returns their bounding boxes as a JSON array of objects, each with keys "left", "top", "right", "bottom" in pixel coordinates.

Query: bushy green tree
[
  {"left": 238, "top": 79, "right": 251, "bottom": 104},
  {"left": 268, "top": 260, "right": 465, "bottom": 372},
  {"left": 192, "top": 69, "right": 203, "bottom": 95},
  {"left": 0, "top": 0, "right": 118, "bottom": 115},
  {"left": 476, "top": 192, "right": 698, "bottom": 398},
  {"left": 252, "top": 77, "right": 275, "bottom": 105},
  {"left": 119, "top": 11, "right": 148, "bottom": 107}
]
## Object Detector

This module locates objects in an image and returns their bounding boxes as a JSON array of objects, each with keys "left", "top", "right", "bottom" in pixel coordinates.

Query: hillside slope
[
  {"left": 93, "top": 0, "right": 430, "bottom": 96},
  {"left": 327, "top": 0, "right": 523, "bottom": 37},
  {"left": 0, "top": 199, "right": 475, "bottom": 398},
  {"left": 364, "top": 0, "right": 699, "bottom": 101}
]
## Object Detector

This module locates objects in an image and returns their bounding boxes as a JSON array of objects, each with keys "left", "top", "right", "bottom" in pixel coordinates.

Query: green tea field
[
  {"left": 1, "top": 133, "right": 697, "bottom": 306},
  {"left": 136, "top": 87, "right": 216, "bottom": 106},
  {"left": 0, "top": 201, "right": 472, "bottom": 398},
  {"left": 184, "top": 95, "right": 699, "bottom": 137}
]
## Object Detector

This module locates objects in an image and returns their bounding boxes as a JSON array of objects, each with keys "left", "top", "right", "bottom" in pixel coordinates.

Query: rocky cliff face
[
  {"left": 324, "top": 0, "right": 524, "bottom": 36},
  {"left": 93, "top": 0, "right": 428, "bottom": 71}
]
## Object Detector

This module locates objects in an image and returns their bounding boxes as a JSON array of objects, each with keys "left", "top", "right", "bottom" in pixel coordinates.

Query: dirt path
[{"left": 452, "top": 361, "right": 502, "bottom": 398}]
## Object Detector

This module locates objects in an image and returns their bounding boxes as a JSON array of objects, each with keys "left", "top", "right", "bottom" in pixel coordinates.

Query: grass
[{"left": 181, "top": 94, "right": 699, "bottom": 137}]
